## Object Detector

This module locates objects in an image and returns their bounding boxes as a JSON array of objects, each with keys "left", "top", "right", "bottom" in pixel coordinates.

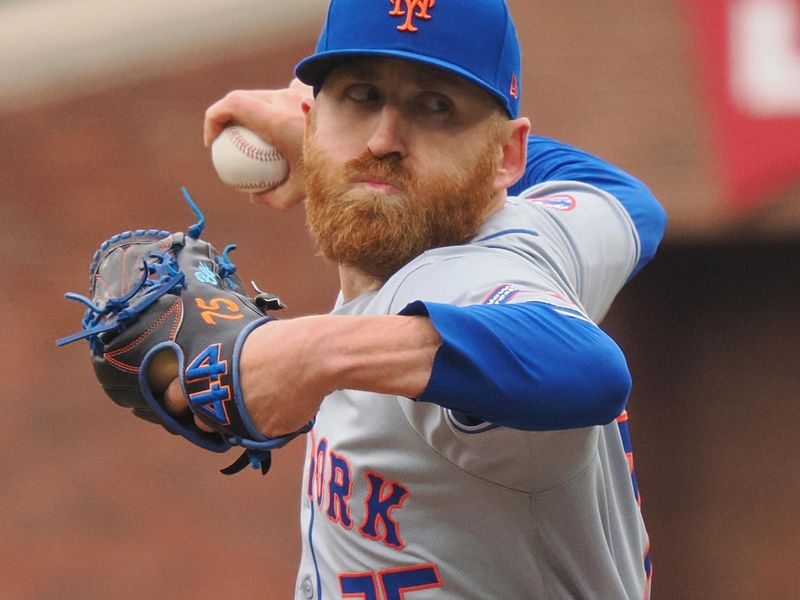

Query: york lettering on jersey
[
  {"left": 359, "top": 472, "right": 410, "bottom": 550},
  {"left": 327, "top": 450, "right": 354, "bottom": 528},
  {"left": 307, "top": 433, "right": 410, "bottom": 549}
]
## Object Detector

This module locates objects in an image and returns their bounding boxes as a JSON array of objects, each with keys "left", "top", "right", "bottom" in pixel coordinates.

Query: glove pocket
[{"left": 92, "top": 296, "right": 184, "bottom": 410}]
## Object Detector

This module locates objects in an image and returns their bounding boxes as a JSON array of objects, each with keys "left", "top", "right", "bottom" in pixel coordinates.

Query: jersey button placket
[{"left": 300, "top": 575, "right": 314, "bottom": 599}]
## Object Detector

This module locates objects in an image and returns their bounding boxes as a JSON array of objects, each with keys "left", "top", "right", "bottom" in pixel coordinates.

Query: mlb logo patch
[{"left": 526, "top": 194, "right": 577, "bottom": 211}]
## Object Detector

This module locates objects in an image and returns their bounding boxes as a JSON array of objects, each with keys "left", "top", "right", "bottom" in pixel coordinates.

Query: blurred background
[{"left": 1, "top": 0, "right": 798, "bottom": 598}]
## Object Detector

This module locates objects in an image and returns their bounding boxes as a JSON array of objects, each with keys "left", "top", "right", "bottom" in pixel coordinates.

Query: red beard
[{"left": 304, "top": 137, "right": 500, "bottom": 282}]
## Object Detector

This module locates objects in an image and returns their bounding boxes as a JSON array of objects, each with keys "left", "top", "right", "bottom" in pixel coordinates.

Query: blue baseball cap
[{"left": 295, "top": 0, "right": 522, "bottom": 118}]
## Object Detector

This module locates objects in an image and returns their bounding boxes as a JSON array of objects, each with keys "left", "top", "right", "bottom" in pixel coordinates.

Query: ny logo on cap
[{"left": 389, "top": 0, "right": 436, "bottom": 32}]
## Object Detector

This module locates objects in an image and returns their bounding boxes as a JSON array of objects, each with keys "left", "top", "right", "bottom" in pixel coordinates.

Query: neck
[
  {"left": 339, "top": 264, "right": 383, "bottom": 303},
  {"left": 489, "top": 190, "right": 508, "bottom": 216}
]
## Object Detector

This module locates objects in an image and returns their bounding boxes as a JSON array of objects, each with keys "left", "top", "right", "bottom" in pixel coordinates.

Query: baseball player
[{"left": 164, "top": 0, "right": 666, "bottom": 598}]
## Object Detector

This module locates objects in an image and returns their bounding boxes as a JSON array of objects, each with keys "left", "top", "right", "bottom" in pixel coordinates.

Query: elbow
[
  {"left": 528, "top": 329, "right": 632, "bottom": 430},
  {"left": 587, "top": 341, "right": 632, "bottom": 425},
  {"left": 578, "top": 335, "right": 632, "bottom": 426}
]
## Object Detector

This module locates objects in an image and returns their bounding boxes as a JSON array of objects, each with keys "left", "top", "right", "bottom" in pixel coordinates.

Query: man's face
[{"left": 304, "top": 57, "right": 505, "bottom": 282}]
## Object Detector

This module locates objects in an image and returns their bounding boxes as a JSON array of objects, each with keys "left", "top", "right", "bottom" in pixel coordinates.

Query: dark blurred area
[{"left": 1, "top": 1, "right": 798, "bottom": 598}]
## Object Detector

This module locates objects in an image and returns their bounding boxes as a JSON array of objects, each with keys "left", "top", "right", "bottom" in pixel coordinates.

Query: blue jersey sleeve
[
  {"left": 509, "top": 136, "right": 667, "bottom": 278},
  {"left": 399, "top": 300, "right": 631, "bottom": 431}
]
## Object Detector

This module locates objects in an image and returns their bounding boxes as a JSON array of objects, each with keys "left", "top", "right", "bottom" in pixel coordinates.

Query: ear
[
  {"left": 493, "top": 117, "right": 531, "bottom": 192},
  {"left": 302, "top": 99, "right": 314, "bottom": 137}
]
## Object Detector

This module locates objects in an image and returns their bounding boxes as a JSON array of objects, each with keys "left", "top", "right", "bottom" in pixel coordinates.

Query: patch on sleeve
[
  {"left": 481, "top": 284, "right": 523, "bottom": 305},
  {"left": 481, "top": 284, "right": 592, "bottom": 322},
  {"left": 523, "top": 193, "right": 577, "bottom": 211}
]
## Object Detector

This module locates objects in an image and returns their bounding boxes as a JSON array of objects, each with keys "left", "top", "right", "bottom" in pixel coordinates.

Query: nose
[{"left": 366, "top": 105, "right": 406, "bottom": 159}]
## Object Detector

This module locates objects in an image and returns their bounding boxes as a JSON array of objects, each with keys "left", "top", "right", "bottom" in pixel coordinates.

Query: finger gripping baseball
[{"left": 57, "top": 188, "right": 312, "bottom": 474}]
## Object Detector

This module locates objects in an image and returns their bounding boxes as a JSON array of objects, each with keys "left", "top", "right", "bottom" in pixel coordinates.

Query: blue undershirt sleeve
[
  {"left": 399, "top": 300, "right": 631, "bottom": 431},
  {"left": 508, "top": 136, "right": 667, "bottom": 278}
]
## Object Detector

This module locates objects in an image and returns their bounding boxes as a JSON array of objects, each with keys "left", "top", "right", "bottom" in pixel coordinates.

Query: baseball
[{"left": 211, "top": 125, "right": 289, "bottom": 193}]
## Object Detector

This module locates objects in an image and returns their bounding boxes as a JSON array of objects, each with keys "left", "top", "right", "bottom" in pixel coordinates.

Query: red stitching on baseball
[
  {"left": 226, "top": 127, "right": 283, "bottom": 163},
  {"left": 235, "top": 179, "right": 284, "bottom": 191}
]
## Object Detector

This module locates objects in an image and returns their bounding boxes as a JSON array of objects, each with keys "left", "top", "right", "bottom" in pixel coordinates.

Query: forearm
[
  {"left": 240, "top": 301, "right": 629, "bottom": 437},
  {"left": 238, "top": 314, "right": 441, "bottom": 436},
  {"left": 308, "top": 314, "right": 441, "bottom": 398}
]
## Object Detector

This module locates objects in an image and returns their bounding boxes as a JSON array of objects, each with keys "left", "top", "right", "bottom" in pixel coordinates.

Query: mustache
[{"left": 343, "top": 152, "right": 411, "bottom": 188}]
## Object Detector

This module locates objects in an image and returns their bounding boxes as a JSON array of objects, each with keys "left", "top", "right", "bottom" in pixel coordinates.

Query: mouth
[{"left": 352, "top": 174, "right": 401, "bottom": 193}]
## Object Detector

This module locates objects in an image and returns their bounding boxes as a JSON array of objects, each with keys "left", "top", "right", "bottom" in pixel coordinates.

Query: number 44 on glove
[{"left": 57, "top": 188, "right": 312, "bottom": 475}]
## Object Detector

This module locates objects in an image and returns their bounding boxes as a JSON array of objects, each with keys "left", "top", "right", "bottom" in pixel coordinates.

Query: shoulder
[{"left": 380, "top": 237, "right": 567, "bottom": 313}]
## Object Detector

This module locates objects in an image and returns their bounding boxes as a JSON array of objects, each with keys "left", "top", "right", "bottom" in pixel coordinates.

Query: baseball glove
[{"left": 57, "top": 187, "right": 312, "bottom": 474}]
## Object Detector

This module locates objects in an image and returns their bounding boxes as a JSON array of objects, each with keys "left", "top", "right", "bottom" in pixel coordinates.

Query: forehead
[{"left": 324, "top": 57, "right": 499, "bottom": 104}]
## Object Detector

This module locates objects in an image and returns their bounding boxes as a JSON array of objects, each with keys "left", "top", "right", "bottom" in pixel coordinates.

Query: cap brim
[{"left": 295, "top": 49, "right": 513, "bottom": 117}]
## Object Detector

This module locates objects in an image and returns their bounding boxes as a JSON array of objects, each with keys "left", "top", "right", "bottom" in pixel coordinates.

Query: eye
[
  {"left": 419, "top": 94, "right": 453, "bottom": 114},
  {"left": 346, "top": 84, "right": 380, "bottom": 103}
]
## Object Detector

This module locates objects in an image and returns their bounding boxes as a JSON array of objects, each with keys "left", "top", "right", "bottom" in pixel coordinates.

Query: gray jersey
[{"left": 294, "top": 181, "right": 651, "bottom": 600}]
